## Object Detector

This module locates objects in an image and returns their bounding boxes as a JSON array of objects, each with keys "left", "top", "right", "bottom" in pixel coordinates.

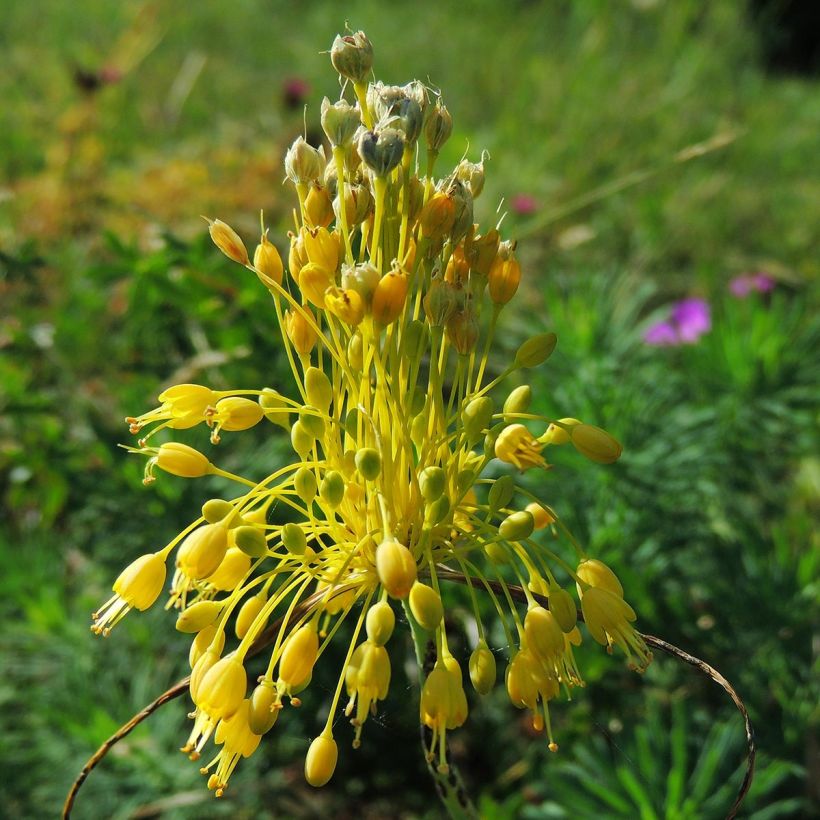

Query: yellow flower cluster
[{"left": 92, "top": 29, "right": 650, "bottom": 797}]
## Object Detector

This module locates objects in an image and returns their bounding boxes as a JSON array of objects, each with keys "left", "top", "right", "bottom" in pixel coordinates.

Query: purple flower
[
  {"left": 644, "top": 297, "right": 711, "bottom": 346},
  {"left": 510, "top": 193, "right": 538, "bottom": 215},
  {"left": 729, "top": 273, "right": 776, "bottom": 298}
]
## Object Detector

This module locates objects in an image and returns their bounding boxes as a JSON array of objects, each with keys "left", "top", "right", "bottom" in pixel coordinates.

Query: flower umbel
[{"left": 92, "top": 30, "right": 649, "bottom": 797}]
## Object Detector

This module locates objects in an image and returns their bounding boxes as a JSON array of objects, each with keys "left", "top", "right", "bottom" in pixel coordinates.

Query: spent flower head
[{"left": 92, "top": 30, "right": 650, "bottom": 798}]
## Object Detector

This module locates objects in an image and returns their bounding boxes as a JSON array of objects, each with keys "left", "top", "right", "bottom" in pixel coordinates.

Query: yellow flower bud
[
  {"left": 570, "top": 423, "right": 623, "bottom": 464},
  {"left": 253, "top": 232, "right": 284, "bottom": 287},
  {"left": 212, "top": 396, "right": 264, "bottom": 432},
  {"left": 325, "top": 285, "right": 365, "bottom": 326},
  {"left": 499, "top": 510, "right": 534, "bottom": 541},
  {"left": 298, "top": 262, "right": 334, "bottom": 309},
  {"left": 541, "top": 417, "right": 581, "bottom": 446},
  {"left": 176, "top": 523, "right": 229, "bottom": 580},
  {"left": 488, "top": 255, "right": 521, "bottom": 305},
  {"left": 494, "top": 424, "right": 547, "bottom": 470},
  {"left": 188, "top": 624, "right": 224, "bottom": 669},
  {"left": 304, "top": 366, "right": 333, "bottom": 413},
  {"left": 524, "top": 606, "right": 564, "bottom": 663},
  {"left": 156, "top": 442, "right": 211, "bottom": 478},
  {"left": 236, "top": 593, "right": 267, "bottom": 640},
  {"left": 375, "top": 537, "right": 417, "bottom": 599},
  {"left": 467, "top": 228, "right": 500, "bottom": 278},
  {"left": 525, "top": 502, "right": 555, "bottom": 530},
  {"left": 248, "top": 682, "right": 279, "bottom": 735},
  {"left": 503, "top": 385, "right": 532, "bottom": 420},
  {"left": 418, "top": 192, "right": 455, "bottom": 241},
  {"left": 462, "top": 396, "right": 494, "bottom": 444},
  {"left": 305, "top": 729, "right": 338, "bottom": 787},
  {"left": 156, "top": 383, "right": 216, "bottom": 417},
  {"left": 206, "top": 546, "right": 251, "bottom": 591},
  {"left": 233, "top": 525, "right": 268, "bottom": 558},
  {"left": 305, "top": 184, "right": 334, "bottom": 228},
  {"left": 207, "top": 218, "right": 249, "bottom": 266},
  {"left": 279, "top": 622, "right": 319, "bottom": 688},
  {"left": 195, "top": 655, "right": 247, "bottom": 720},
  {"left": 576, "top": 558, "right": 624, "bottom": 597},
  {"left": 285, "top": 307, "right": 318, "bottom": 355},
  {"left": 259, "top": 388, "right": 291, "bottom": 429},
  {"left": 548, "top": 585, "right": 578, "bottom": 633},
  {"left": 302, "top": 226, "right": 340, "bottom": 273},
  {"left": 288, "top": 231, "right": 307, "bottom": 282},
  {"left": 113, "top": 552, "right": 166, "bottom": 611},
  {"left": 201, "top": 498, "right": 234, "bottom": 524},
  {"left": 469, "top": 640, "right": 497, "bottom": 695},
  {"left": 189, "top": 647, "right": 221, "bottom": 703},
  {"left": 409, "top": 581, "right": 443, "bottom": 631},
  {"left": 365, "top": 601, "right": 395, "bottom": 645},
  {"left": 176, "top": 600, "right": 222, "bottom": 633},
  {"left": 371, "top": 270, "right": 409, "bottom": 326}
]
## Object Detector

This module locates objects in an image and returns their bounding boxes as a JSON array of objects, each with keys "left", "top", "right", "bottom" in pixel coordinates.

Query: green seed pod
[
  {"left": 201, "top": 498, "right": 234, "bottom": 524},
  {"left": 425, "top": 494, "right": 450, "bottom": 526},
  {"left": 469, "top": 640, "right": 496, "bottom": 695},
  {"left": 348, "top": 331, "right": 364, "bottom": 371},
  {"left": 409, "top": 386, "right": 427, "bottom": 418},
  {"left": 485, "top": 542, "right": 510, "bottom": 564},
  {"left": 403, "top": 319, "right": 428, "bottom": 362},
  {"left": 294, "top": 466, "right": 317, "bottom": 504},
  {"left": 462, "top": 396, "right": 494, "bottom": 443},
  {"left": 456, "top": 468, "right": 477, "bottom": 495},
  {"left": 291, "top": 419, "right": 314, "bottom": 458},
  {"left": 410, "top": 410, "right": 427, "bottom": 450},
  {"left": 299, "top": 405, "right": 326, "bottom": 439},
  {"left": 248, "top": 682, "right": 279, "bottom": 735},
  {"left": 498, "top": 510, "right": 535, "bottom": 541},
  {"left": 320, "top": 470, "right": 345, "bottom": 508},
  {"left": 503, "top": 384, "right": 532, "bottom": 420},
  {"left": 549, "top": 585, "right": 578, "bottom": 633},
  {"left": 365, "top": 601, "right": 396, "bottom": 645},
  {"left": 175, "top": 600, "right": 222, "bottom": 633},
  {"left": 483, "top": 422, "right": 504, "bottom": 456},
  {"left": 355, "top": 447, "right": 381, "bottom": 481},
  {"left": 488, "top": 474, "right": 515, "bottom": 512},
  {"left": 281, "top": 522, "right": 307, "bottom": 555},
  {"left": 344, "top": 407, "right": 360, "bottom": 439},
  {"left": 233, "top": 525, "right": 268, "bottom": 558},
  {"left": 409, "top": 581, "right": 443, "bottom": 631},
  {"left": 305, "top": 367, "right": 333, "bottom": 413},
  {"left": 514, "top": 333, "right": 557, "bottom": 369},
  {"left": 259, "top": 388, "right": 291, "bottom": 429},
  {"left": 569, "top": 424, "right": 623, "bottom": 464},
  {"left": 419, "top": 465, "right": 446, "bottom": 502}
]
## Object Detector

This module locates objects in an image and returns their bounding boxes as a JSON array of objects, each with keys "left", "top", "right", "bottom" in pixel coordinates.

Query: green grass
[{"left": 1, "top": 1, "right": 818, "bottom": 817}]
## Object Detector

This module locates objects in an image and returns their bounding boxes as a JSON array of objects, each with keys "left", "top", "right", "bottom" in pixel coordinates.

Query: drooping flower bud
[
  {"left": 569, "top": 423, "right": 623, "bottom": 464},
  {"left": 305, "top": 729, "right": 338, "bottom": 787},
  {"left": 375, "top": 537, "right": 417, "bottom": 598},
  {"left": 176, "top": 523, "right": 230, "bottom": 580},
  {"left": 365, "top": 601, "right": 396, "bottom": 645},
  {"left": 156, "top": 442, "right": 212, "bottom": 478},
  {"left": 469, "top": 640, "right": 497, "bottom": 695},
  {"left": 409, "top": 581, "right": 443, "bottom": 630}
]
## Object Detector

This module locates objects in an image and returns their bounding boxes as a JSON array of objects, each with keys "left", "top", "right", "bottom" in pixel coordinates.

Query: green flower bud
[
  {"left": 357, "top": 128, "right": 404, "bottom": 177},
  {"left": 456, "top": 468, "right": 477, "bottom": 496},
  {"left": 425, "top": 494, "right": 450, "bottom": 526},
  {"left": 498, "top": 510, "right": 534, "bottom": 541},
  {"left": 344, "top": 407, "right": 361, "bottom": 439},
  {"left": 299, "top": 406, "right": 325, "bottom": 440},
  {"left": 355, "top": 447, "right": 382, "bottom": 481},
  {"left": 403, "top": 319, "right": 428, "bottom": 362},
  {"left": 348, "top": 331, "right": 364, "bottom": 371},
  {"left": 409, "top": 386, "right": 427, "bottom": 417},
  {"left": 488, "top": 474, "right": 515, "bottom": 512},
  {"left": 320, "top": 470, "right": 345, "bottom": 508},
  {"left": 419, "top": 465, "right": 446, "bottom": 501},
  {"left": 330, "top": 31, "right": 374, "bottom": 84},
  {"left": 514, "top": 333, "right": 558, "bottom": 369},
  {"left": 259, "top": 388, "right": 291, "bottom": 429},
  {"left": 462, "top": 396, "right": 494, "bottom": 443},
  {"left": 320, "top": 97, "right": 361, "bottom": 148},
  {"left": 291, "top": 419, "right": 314, "bottom": 458},
  {"left": 201, "top": 498, "right": 234, "bottom": 524},
  {"left": 233, "top": 525, "right": 268, "bottom": 558},
  {"left": 294, "top": 466, "right": 317, "bottom": 504},
  {"left": 503, "top": 385, "right": 532, "bottom": 420},
  {"left": 570, "top": 424, "right": 623, "bottom": 464},
  {"left": 281, "top": 522, "right": 307, "bottom": 555},
  {"left": 305, "top": 367, "right": 333, "bottom": 414},
  {"left": 410, "top": 408, "right": 428, "bottom": 450},
  {"left": 248, "top": 682, "right": 279, "bottom": 735}
]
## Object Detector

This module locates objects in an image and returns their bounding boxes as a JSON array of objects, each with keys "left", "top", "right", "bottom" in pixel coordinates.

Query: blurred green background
[{"left": 1, "top": 1, "right": 818, "bottom": 817}]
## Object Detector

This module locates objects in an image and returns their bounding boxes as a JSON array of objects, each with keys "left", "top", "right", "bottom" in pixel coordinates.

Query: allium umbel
[{"left": 91, "top": 30, "right": 650, "bottom": 798}]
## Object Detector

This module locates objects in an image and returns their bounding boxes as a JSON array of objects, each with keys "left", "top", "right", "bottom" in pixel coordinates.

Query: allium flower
[
  {"left": 729, "top": 272, "right": 776, "bottom": 298},
  {"left": 91, "top": 31, "right": 649, "bottom": 799},
  {"left": 644, "top": 297, "right": 711, "bottom": 346}
]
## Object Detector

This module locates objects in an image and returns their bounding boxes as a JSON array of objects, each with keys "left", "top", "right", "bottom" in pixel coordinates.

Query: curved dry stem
[{"left": 63, "top": 573, "right": 755, "bottom": 820}]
